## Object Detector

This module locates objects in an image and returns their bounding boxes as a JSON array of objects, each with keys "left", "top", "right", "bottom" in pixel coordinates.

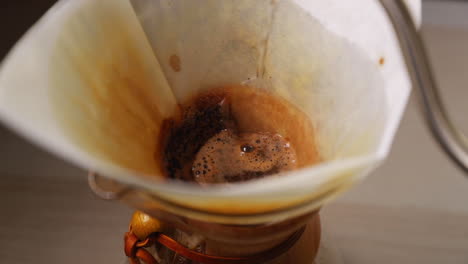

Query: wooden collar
[{"left": 124, "top": 226, "right": 305, "bottom": 264}]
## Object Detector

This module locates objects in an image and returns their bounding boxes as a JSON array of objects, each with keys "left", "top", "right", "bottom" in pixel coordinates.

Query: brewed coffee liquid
[{"left": 161, "top": 85, "right": 319, "bottom": 184}]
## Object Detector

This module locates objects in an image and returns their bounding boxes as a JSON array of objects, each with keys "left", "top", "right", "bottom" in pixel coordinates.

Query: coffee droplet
[{"left": 241, "top": 144, "right": 255, "bottom": 153}]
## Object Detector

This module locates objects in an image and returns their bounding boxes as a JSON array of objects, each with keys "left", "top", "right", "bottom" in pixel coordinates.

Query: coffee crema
[{"left": 160, "top": 85, "right": 319, "bottom": 184}]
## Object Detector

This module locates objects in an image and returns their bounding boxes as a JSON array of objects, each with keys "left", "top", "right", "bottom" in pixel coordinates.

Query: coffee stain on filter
[
  {"left": 170, "top": 54, "right": 181, "bottom": 72},
  {"left": 49, "top": 0, "right": 177, "bottom": 178}
]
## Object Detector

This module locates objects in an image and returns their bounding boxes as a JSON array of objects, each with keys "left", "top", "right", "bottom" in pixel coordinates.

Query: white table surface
[{"left": 1, "top": 2, "right": 468, "bottom": 264}]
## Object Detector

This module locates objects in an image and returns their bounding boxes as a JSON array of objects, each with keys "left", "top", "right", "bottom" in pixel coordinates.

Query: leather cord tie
[{"left": 124, "top": 226, "right": 305, "bottom": 264}]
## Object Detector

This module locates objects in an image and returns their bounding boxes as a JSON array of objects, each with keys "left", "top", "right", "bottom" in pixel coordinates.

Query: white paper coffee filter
[{"left": 0, "top": 0, "right": 420, "bottom": 214}]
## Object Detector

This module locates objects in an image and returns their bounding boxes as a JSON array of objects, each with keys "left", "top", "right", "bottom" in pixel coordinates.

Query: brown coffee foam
[
  {"left": 192, "top": 130, "right": 297, "bottom": 184},
  {"left": 161, "top": 85, "right": 319, "bottom": 183}
]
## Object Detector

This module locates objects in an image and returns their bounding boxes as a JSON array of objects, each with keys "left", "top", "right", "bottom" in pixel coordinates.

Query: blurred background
[{"left": 0, "top": 1, "right": 467, "bottom": 264}]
